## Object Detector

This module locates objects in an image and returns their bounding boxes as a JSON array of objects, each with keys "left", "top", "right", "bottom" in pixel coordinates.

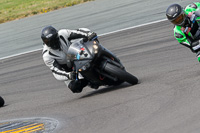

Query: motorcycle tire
[{"left": 104, "top": 62, "right": 138, "bottom": 85}]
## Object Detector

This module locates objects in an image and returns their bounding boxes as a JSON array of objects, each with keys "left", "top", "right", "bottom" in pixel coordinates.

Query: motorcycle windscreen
[{"left": 67, "top": 42, "right": 92, "bottom": 61}]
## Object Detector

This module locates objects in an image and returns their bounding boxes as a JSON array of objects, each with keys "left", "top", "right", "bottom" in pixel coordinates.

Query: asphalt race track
[
  {"left": 1, "top": 0, "right": 200, "bottom": 133},
  {"left": 1, "top": 20, "right": 200, "bottom": 133}
]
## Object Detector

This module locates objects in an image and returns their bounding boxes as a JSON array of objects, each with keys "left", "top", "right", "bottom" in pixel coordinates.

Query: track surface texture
[
  {"left": 0, "top": 0, "right": 199, "bottom": 133},
  {"left": 1, "top": 20, "right": 200, "bottom": 133}
]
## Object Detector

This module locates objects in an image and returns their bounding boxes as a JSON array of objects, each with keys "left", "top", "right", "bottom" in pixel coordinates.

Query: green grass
[{"left": 0, "top": 0, "right": 93, "bottom": 24}]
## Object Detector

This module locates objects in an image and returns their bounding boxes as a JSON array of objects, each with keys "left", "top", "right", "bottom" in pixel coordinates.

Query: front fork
[
  {"left": 72, "top": 62, "right": 79, "bottom": 81},
  {"left": 73, "top": 60, "right": 92, "bottom": 80}
]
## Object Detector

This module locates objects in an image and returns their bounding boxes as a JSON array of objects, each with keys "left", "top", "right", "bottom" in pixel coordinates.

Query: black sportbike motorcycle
[{"left": 67, "top": 39, "right": 138, "bottom": 89}]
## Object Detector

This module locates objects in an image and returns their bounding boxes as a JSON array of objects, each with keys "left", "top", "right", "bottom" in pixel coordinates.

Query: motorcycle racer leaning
[
  {"left": 166, "top": 2, "right": 200, "bottom": 62},
  {"left": 41, "top": 26, "right": 97, "bottom": 93}
]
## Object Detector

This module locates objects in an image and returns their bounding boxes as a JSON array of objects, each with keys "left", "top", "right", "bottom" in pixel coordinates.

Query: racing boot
[{"left": 68, "top": 79, "right": 88, "bottom": 93}]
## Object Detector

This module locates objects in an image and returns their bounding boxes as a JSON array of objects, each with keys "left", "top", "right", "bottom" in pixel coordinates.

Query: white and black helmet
[
  {"left": 41, "top": 26, "right": 60, "bottom": 49},
  {"left": 166, "top": 4, "right": 186, "bottom": 26}
]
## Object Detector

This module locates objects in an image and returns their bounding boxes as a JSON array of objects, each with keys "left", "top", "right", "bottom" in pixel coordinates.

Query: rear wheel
[{"left": 104, "top": 62, "right": 138, "bottom": 85}]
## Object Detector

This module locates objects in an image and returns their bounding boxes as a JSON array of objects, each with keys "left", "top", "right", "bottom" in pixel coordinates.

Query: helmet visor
[
  {"left": 43, "top": 38, "right": 50, "bottom": 45},
  {"left": 49, "top": 36, "right": 60, "bottom": 50},
  {"left": 171, "top": 12, "right": 186, "bottom": 25}
]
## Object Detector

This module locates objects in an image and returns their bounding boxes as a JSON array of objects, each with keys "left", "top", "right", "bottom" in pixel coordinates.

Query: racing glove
[
  {"left": 88, "top": 32, "right": 98, "bottom": 41},
  {"left": 83, "top": 32, "right": 98, "bottom": 42}
]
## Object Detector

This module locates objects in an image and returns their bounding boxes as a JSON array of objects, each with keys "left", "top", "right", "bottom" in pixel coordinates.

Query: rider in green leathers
[{"left": 166, "top": 2, "right": 200, "bottom": 62}]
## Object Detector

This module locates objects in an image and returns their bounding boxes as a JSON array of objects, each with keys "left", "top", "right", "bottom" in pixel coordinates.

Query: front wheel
[{"left": 104, "top": 62, "right": 138, "bottom": 85}]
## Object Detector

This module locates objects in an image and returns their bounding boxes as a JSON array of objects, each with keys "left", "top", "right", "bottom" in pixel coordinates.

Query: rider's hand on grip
[
  {"left": 88, "top": 32, "right": 98, "bottom": 41},
  {"left": 83, "top": 32, "right": 98, "bottom": 42}
]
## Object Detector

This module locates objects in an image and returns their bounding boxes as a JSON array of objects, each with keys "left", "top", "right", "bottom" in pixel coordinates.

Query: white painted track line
[{"left": 0, "top": 19, "right": 167, "bottom": 61}]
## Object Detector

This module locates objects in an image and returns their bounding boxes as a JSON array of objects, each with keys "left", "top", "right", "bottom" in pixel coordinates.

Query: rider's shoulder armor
[
  {"left": 174, "top": 26, "right": 186, "bottom": 42},
  {"left": 185, "top": 2, "right": 200, "bottom": 15},
  {"left": 58, "top": 29, "right": 70, "bottom": 39},
  {"left": 174, "top": 26, "right": 192, "bottom": 46}
]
